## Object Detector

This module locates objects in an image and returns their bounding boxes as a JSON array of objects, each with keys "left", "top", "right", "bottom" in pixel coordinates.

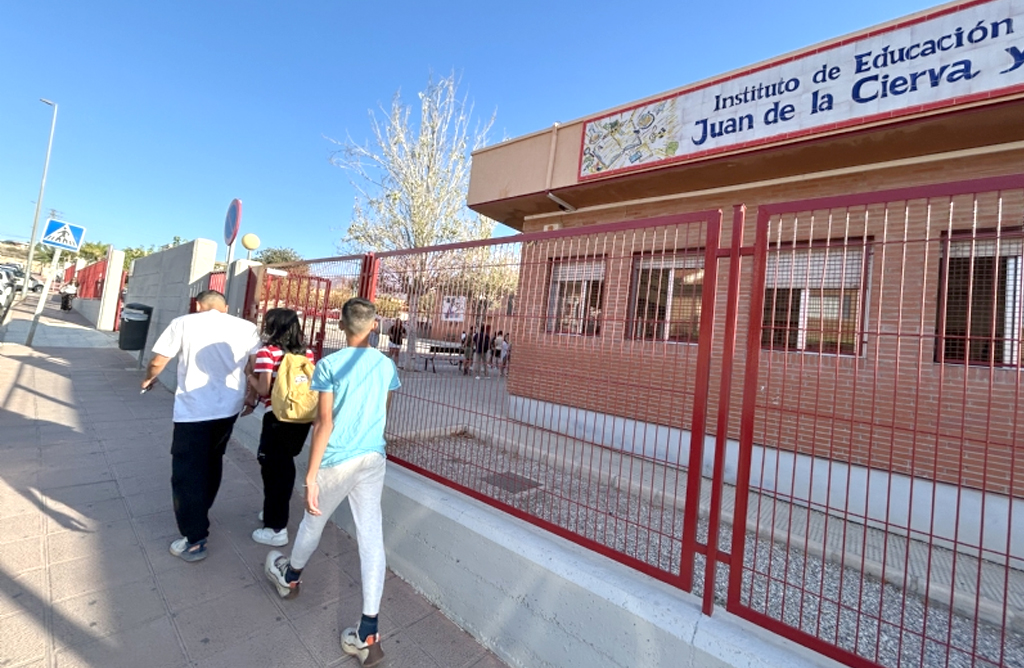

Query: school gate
[{"left": 245, "top": 175, "right": 1024, "bottom": 668}]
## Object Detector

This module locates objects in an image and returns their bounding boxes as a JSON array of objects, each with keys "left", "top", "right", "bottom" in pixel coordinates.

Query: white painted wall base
[
  {"left": 509, "top": 395, "right": 1024, "bottom": 566},
  {"left": 346, "top": 466, "right": 845, "bottom": 668}
]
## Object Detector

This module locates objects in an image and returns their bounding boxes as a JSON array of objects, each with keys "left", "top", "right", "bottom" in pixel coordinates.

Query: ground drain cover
[{"left": 481, "top": 471, "right": 542, "bottom": 494}]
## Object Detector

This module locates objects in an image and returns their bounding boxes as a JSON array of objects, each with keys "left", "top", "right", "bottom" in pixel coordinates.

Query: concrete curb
[{"left": 233, "top": 420, "right": 844, "bottom": 668}]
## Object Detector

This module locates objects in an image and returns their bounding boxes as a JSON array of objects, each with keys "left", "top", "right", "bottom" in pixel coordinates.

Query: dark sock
[
  {"left": 285, "top": 566, "right": 302, "bottom": 583},
  {"left": 358, "top": 614, "right": 378, "bottom": 641}
]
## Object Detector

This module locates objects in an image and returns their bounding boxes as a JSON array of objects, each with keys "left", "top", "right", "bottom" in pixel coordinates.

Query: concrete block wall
[
  {"left": 225, "top": 259, "right": 260, "bottom": 318},
  {"left": 73, "top": 298, "right": 103, "bottom": 328},
  {"left": 72, "top": 299, "right": 101, "bottom": 327},
  {"left": 125, "top": 239, "right": 217, "bottom": 388}
]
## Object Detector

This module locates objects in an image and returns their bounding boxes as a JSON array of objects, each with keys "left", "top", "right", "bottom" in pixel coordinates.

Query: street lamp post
[{"left": 21, "top": 98, "right": 58, "bottom": 300}]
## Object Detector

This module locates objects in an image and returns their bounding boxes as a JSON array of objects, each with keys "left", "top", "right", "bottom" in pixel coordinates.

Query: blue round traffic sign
[{"left": 224, "top": 199, "right": 242, "bottom": 246}]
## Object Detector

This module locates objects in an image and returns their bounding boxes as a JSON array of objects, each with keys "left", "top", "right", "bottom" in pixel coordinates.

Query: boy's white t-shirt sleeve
[{"left": 151, "top": 318, "right": 182, "bottom": 358}]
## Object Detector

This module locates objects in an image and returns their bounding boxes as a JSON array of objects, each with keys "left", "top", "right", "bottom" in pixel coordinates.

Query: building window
[
  {"left": 937, "top": 234, "right": 1023, "bottom": 366},
  {"left": 629, "top": 253, "right": 704, "bottom": 342},
  {"left": 547, "top": 260, "right": 604, "bottom": 335},
  {"left": 762, "top": 244, "right": 866, "bottom": 355}
]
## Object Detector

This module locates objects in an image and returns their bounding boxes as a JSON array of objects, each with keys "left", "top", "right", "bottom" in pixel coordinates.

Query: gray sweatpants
[{"left": 290, "top": 452, "right": 387, "bottom": 616}]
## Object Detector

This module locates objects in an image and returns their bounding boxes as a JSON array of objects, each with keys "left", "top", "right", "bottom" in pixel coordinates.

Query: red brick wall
[{"left": 509, "top": 150, "right": 1024, "bottom": 498}]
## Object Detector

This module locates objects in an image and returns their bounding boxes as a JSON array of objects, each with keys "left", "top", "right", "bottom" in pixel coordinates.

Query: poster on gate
[{"left": 441, "top": 296, "right": 466, "bottom": 322}]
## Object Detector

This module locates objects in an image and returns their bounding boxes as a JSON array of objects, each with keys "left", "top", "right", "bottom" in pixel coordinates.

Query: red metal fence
[
  {"left": 208, "top": 271, "right": 226, "bottom": 294},
  {"left": 245, "top": 175, "right": 1024, "bottom": 668},
  {"left": 112, "top": 270, "right": 128, "bottom": 331},
  {"left": 247, "top": 262, "right": 361, "bottom": 359},
  {"left": 75, "top": 258, "right": 107, "bottom": 300},
  {"left": 728, "top": 176, "right": 1024, "bottom": 668}
]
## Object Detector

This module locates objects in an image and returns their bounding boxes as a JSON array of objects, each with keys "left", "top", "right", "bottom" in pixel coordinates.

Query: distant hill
[{"left": 0, "top": 240, "right": 28, "bottom": 267}]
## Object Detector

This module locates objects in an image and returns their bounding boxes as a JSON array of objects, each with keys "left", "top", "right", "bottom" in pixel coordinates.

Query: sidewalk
[
  {"left": 1, "top": 295, "right": 120, "bottom": 348},
  {"left": 0, "top": 295, "right": 505, "bottom": 668}
]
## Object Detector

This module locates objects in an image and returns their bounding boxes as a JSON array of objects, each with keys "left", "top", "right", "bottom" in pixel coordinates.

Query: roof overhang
[
  {"left": 468, "top": 0, "right": 1024, "bottom": 228},
  {"left": 470, "top": 96, "right": 1024, "bottom": 228}
]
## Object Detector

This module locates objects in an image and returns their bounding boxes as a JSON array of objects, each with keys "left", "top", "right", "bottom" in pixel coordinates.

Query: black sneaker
[{"left": 169, "top": 537, "right": 207, "bottom": 562}]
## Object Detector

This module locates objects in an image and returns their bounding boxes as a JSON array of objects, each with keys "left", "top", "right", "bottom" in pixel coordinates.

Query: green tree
[
  {"left": 32, "top": 243, "right": 55, "bottom": 265},
  {"left": 255, "top": 246, "right": 303, "bottom": 265},
  {"left": 122, "top": 245, "right": 153, "bottom": 271},
  {"left": 159, "top": 236, "right": 186, "bottom": 250},
  {"left": 34, "top": 241, "right": 107, "bottom": 265},
  {"left": 77, "top": 241, "right": 110, "bottom": 264}
]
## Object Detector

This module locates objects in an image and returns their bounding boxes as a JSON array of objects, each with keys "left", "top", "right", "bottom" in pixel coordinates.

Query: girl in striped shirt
[{"left": 246, "top": 308, "right": 317, "bottom": 547}]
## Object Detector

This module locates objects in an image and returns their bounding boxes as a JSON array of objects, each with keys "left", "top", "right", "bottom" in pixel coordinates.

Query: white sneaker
[
  {"left": 341, "top": 627, "right": 384, "bottom": 667},
  {"left": 252, "top": 527, "right": 288, "bottom": 546},
  {"left": 265, "top": 550, "right": 299, "bottom": 598}
]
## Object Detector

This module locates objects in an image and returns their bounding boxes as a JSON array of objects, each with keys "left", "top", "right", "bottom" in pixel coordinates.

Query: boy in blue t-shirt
[{"left": 265, "top": 298, "right": 399, "bottom": 667}]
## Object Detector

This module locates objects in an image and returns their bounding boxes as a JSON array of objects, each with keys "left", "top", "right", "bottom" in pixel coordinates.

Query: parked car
[
  {"left": 0, "top": 268, "right": 14, "bottom": 306},
  {"left": 0, "top": 265, "right": 43, "bottom": 292}
]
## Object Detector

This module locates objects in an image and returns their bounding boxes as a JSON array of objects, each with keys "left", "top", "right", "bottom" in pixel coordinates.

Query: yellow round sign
[{"left": 241, "top": 233, "right": 260, "bottom": 251}]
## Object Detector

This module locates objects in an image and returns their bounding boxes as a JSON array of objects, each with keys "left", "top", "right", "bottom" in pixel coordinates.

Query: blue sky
[{"left": 0, "top": 0, "right": 940, "bottom": 262}]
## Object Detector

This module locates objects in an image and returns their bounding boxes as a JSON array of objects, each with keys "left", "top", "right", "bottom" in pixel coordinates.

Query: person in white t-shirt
[
  {"left": 59, "top": 281, "right": 77, "bottom": 311},
  {"left": 142, "top": 290, "right": 261, "bottom": 562}
]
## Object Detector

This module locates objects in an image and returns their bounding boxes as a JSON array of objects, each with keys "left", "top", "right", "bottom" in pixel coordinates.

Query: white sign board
[
  {"left": 580, "top": 0, "right": 1024, "bottom": 180},
  {"left": 441, "top": 295, "right": 466, "bottom": 322}
]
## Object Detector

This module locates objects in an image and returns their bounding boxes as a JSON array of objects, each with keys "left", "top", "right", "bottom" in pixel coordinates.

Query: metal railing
[
  {"left": 243, "top": 175, "right": 1024, "bottom": 668},
  {"left": 730, "top": 176, "right": 1024, "bottom": 668}
]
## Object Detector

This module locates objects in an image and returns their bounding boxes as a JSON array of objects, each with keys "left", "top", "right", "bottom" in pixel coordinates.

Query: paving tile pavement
[{"left": 0, "top": 298, "right": 505, "bottom": 668}]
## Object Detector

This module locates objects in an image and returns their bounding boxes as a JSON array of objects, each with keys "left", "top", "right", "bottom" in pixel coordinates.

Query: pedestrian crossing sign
[{"left": 40, "top": 219, "right": 86, "bottom": 252}]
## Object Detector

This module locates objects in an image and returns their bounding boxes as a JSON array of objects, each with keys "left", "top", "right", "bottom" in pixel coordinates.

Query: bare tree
[
  {"left": 458, "top": 243, "right": 520, "bottom": 324},
  {"left": 331, "top": 73, "right": 495, "bottom": 367}
]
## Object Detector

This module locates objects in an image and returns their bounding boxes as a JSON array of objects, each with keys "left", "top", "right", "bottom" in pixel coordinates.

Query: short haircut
[
  {"left": 342, "top": 297, "right": 376, "bottom": 335},
  {"left": 196, "top": 290, "right": 227, "bottom": 307}
]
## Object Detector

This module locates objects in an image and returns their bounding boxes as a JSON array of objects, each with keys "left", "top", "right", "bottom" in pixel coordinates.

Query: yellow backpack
[{"left": 271, "top": 353, "right": 319, "bottom": 423}]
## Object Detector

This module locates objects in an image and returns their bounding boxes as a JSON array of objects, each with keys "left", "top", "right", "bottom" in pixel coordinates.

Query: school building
[
  {"left": 463, "top": 3, "right": 1024, "bottom": 659},
  {"left": 213, "top": 3, "right": 1024, "bottom": 665}
]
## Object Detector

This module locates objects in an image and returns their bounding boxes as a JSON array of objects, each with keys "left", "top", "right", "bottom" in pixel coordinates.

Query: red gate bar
[
  {"left": 729, "top": 175, "right": 1024, "bottom": 668},
  {"left": 238, "top": 177, "right": 1024, "bottom": 668}
]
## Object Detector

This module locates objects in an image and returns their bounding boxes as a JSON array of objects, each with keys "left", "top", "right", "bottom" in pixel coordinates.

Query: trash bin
[{"left": 119, "top": 303, "right": 153, "bottom": 351}]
